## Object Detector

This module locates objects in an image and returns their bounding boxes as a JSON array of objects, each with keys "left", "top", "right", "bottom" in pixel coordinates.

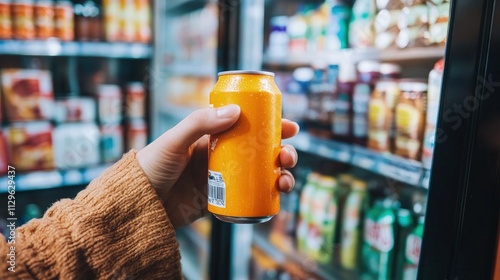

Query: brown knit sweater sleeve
[{"left": 0, "top": 150, "right": 182, "bottom": 279}]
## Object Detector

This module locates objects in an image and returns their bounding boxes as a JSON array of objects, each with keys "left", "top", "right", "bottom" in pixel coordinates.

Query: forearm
[{"left": 0, "top": 151, "right": 181, "bottom": 279}]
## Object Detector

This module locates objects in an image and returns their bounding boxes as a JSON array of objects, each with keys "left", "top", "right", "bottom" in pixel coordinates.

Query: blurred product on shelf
[
  {"left": 0, "top": 0, "right": 11, "bottom": 39},
  {"left": 74, "top": 0, "right": 102, "bottom": 41},
  {"left": 96, "top": 84, "right": 122, "bottom": 124},
  {"left": 296, "top": 172, "right": 320, "bottom": 253},
  {"left": 340, "top": 178, "right": 368, "bottom": 270},
  {"left": 103, "top": 0, "right": 120, "bottom": 41},
  {"left": 125, "top": 81, "right": 145, "bottom": 119},
  {"left": 54, "top": 96, "right": 96, "bottom": 123},
  {"left": 250, "top": 246, "right": 282, "bottom": 280},
  {"left": 0, "top": 129, "right": 7, "bottom": 174},
  {"left": 287, "top": 5, "right": 308, "bottom": 54},
  {"left": 100, "top": 123, "right": 123, "bottom": 163},
  {"left": 118, "top": 0, "right": 134, "bottom": 42},
  {"left": 393, "top": 208, "right": 414, "bottom": 280},
  {"left": 0, "top": 0, "right": 151, "bottom": 42},
  {"left": 400, "top": 215, "right": 424, "bottom": 279},
  {"left": 306, "top": 4, "right": 327, "bottom": 53},
  {"left": 325, "top": 1, "right": 350, "bottom": 51},
  {"left": 395, "top": 0, "right": 429, "bottom": 48},
  {"left": 9, "top": 121, "right": 54, "bottom": 172},
  {"left": 374, "top": 0, "right": 403, "bottom": 49},
  {"left": 168, "top": 2, "right": 217, "bottom": 68},
  {"left": 54, "top": 0, "right": 74, "bottom": 41},
  {"left": 134, "top": 0, "right": 151, "bottom": 43},
  {"left": 34, "top": 0, "right": 54, "bottom": 39},
  {"left": 265, "top": 0, "right": 449, "bottom": 57},
  {"left": 427, "top": 1, "right": 449, "bottom": 45},
  {"left": 268, "top": 16, "right": 289, "bottom": 59},
  {"left": 353, "top": 61, "right": 380, "bottom": 146},
  {"left": 53, "top": 122, "right": 100, "bottom": 169},
  {"left": 309, "top": 175, "right": 337, "bottom": 263},
  {"left": 394, "top": 79, "right": 427, "bottom": 160},
  {"left": 422, "top": 58, "right": 444, "bottom": 169},
  {"left": 1, "top": 69, "right": 54, "bottom": 121},
  {"left": 361, "top": 198, "right": 400, "bottom": 280},
  {"left": 126, "top": 118, "right": 146, "bottom": 151},
  {"left": 332, "top": 61, "right": 356, "bottom": 142},
  {"left": 368, "top": 78, "right": 400, "bottom": 152},
  {"left": 349, "top": 0, "right": 376, "bottom": 48},
  {"left": 297, "top": 172, "right": 339, "bottom": 264},
  {"left": 166, "top": 76, "right": 213, "bottom": 108},
  {"left": 275, "top": 71, "right": 308, "bottom": 122},
  {"left": 282, "top": 57, "right": 443, "bottom": 162},
  {"left": 12, "top": 0, "right": 35, "bottom": 40}
]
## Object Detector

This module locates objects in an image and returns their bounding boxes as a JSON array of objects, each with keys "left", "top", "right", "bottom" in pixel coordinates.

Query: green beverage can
[
  {"left": 340, "top": 178, "right": 369, "bottom": 270},
  {"left": 395, "top": 209, "right": 415, "bottom": 280},
  {"left": 296, "top": 172, "right": 320, "bottom": 252},
  {"left": 308, "top": 175, "right": 338, "bottom": 263},
  {"left": 402, "top": 216, "right": 424, "bottom": 280},
  {"left": 362, "top": 198, "right": 398, "bottom": 280}
]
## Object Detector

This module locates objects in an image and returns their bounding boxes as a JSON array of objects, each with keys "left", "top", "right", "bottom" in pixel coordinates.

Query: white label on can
[{"left": 208, "top": 170, "right": 226, "bottom": 208}]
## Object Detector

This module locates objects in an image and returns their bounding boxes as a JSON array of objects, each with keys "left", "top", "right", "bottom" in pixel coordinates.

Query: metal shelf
[
  {"left": 0, "top": 164, "right": 112, "bottom": 193},
  {"left": 284, "top": 132, "right": 429, "bottom": 188},
  {"left": 0, "top": 40, "right": 152, "bottom": 58},
  {"left": 263, "top": 46, "right": 445, "bottom": 66},
  {"left": 252, "top": 228, "right": 355, "bottom": 280}
]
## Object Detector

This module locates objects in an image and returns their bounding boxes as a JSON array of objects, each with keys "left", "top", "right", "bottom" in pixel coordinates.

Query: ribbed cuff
[{"left": 17, "top": 150, "right": 182, "bottom": 279}]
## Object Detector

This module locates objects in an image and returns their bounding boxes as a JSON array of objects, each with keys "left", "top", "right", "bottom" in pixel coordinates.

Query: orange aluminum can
[{"left": 208, "top": 70, "right": 282, "bottom": 223}]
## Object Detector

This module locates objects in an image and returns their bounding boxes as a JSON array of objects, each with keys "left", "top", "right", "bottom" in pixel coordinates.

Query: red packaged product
[
  {"left": 9, "top": 121, "right": 54, "bottom": 172},
  {"left": 0, "top": 0, "right": 12, "bottom": 39},
  {"left": 34, "top": 0, "right": 54, "bottom": 39},
  {"left": 12, "top": 0, "right": 35, "bottom": 40},
  {"left": 126, "top": 119, "right": 147, "bottom": 151},
  {"left": 54, "top": 0, "right": 73, "bottom": 41},
  {"left": 1, "top": 69, "right": 55, "bottom": 122},
  {"left": 97, "top": 84, "right": 123, "bottom": 124},
  {"left": 125, "top": 82, "right": 145, "bottom": 119}
]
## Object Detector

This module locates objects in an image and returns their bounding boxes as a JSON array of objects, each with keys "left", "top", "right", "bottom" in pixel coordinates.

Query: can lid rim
[{"left": 218, "top": 70, "right": 275, "bottom": 77}]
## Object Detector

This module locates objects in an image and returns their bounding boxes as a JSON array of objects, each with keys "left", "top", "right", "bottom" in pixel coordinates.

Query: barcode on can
[{"left": 208, "top": 170, "right": 226, "bottom": 208}]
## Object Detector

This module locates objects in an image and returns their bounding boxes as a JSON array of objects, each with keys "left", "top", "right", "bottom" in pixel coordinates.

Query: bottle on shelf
[
  {"left": 422, "top": 58, "right": 444, "bottom": 169},
  {"left": 74, "top": 0, "right": 102, "bottom": 41},
  {"left": 34, "top": 0, "right": 55, "bottom": 39},
  {"left": 0, "top": 0, "right": 12, "bottom": 39},
  {"left": 54, "top": 0, "right": 74, "bottom": 41},
  {"left": 12, "top": 0, "right": 35, "bottom": 40},
  {"left": 340, "top": 177, "right": 369, "bottom": 270},
  {"left": 324, "top": 0, "right": 351, "bottom": 51},
  {"left": 332, "top": 61, "right": 356, "bottom": 143},
  {"left": 353, "top": 60, "right": 381, "bottom": 146},
  {"left": 394, "top": 79, "right": 428, "bottom": 161},
  {"left": 349, "top": 0, "right": 377, "bottom": 48},
  {"left": 361, "top": 198, "right": 400, "bottom": 280}
]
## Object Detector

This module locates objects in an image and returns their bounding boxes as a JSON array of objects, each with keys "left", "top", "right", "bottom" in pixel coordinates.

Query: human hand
[{"left": 137, "top": 104, "right": 299, "bottom": 228}]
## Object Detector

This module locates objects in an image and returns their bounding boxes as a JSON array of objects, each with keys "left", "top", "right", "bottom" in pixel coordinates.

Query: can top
[{"left": 218, "top": 70, "right": 275, "bottom": 77}]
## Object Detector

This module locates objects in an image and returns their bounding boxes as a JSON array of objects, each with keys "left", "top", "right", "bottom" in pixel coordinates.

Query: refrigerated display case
[
  {"left": 153, "top": 0, "right": 500, "bottom": 279},
  {"left": 0, "top": 0, "right": 153, "bottom": 232}
]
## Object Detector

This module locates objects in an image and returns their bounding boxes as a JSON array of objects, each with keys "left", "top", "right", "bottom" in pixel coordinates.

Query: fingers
[
  {"left": 278, "top": 169, "right": 295, "bottom": 193},
  {"left": 160, "top": 105, "right": 241, "bottom": 151},
  {"left": 282, "top": 119, "right": 300, "bottom": 139},
  {"left": 280, "top": 144, "right": 298, "bottom": 169},
  {"left": 278, "top": 144, "right": 298, "bottom": 193}
]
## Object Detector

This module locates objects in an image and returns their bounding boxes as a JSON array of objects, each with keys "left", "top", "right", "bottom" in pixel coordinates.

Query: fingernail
[
  {"left": 216, "top": 104, "right": 240, "bottom": 119},
  {"left": 285, "top": 146, "right": 297, "bottom": 163}
]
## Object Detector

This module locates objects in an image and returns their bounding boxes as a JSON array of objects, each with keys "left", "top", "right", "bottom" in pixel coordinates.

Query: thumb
[{"left": 159, "top": 104, "right": 241, "bottom": 151}]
